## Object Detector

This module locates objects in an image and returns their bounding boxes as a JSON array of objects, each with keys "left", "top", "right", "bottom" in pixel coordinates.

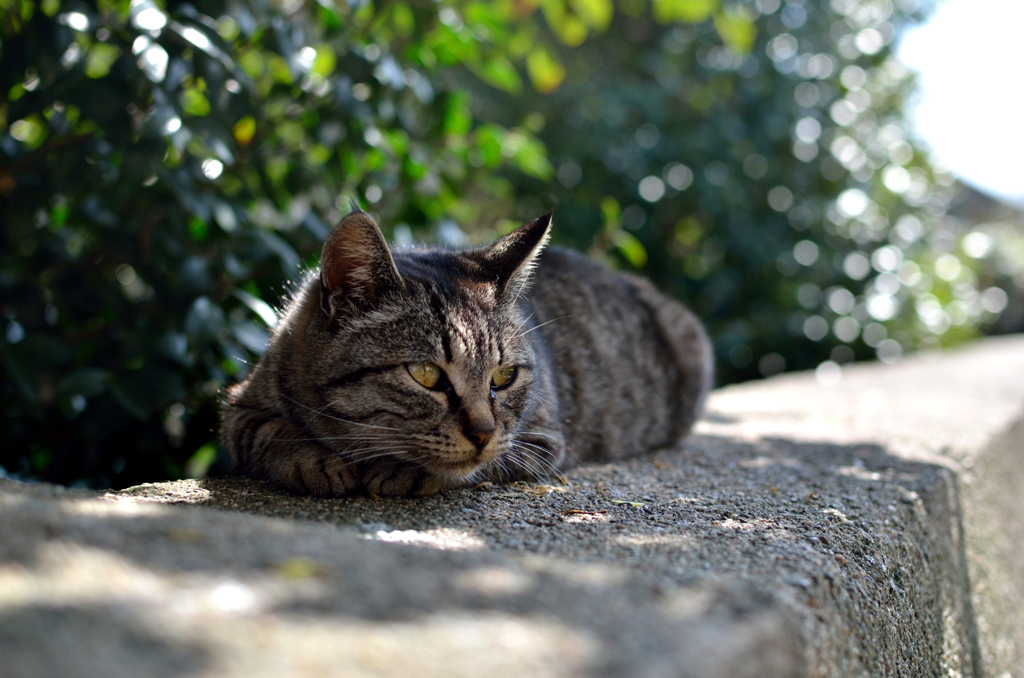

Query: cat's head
[{"left": 282, "top": 208, "right": 553, "bottom": 486}]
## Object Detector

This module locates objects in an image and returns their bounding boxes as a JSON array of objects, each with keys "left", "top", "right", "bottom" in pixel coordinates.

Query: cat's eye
[
  {"left": 407, "top": 362, "right": 443, "bottom": 389},
  {"left": 491, "top": 365, "right": 517, "bottom": 389}
]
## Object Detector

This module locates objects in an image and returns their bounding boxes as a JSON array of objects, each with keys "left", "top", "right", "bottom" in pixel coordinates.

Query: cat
[{"left": 220, "top": 206, "right": 714, "bottom": 497}]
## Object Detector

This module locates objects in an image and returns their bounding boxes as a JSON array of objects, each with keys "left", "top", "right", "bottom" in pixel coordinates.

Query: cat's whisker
[
  {"left": 511, "top": 440, "right": 565, "bottom": 479},
  {"left": 323, "top": 448, "right": 437, "bottom": 472},
  {"left": 509, "top": 454, "right": 544, "bottom": 481},
  {"left": 510, "top": 442, "right": 550, "bottom": 479},
  {"left": 512, "top": 312, "right": 535, "bottom": 334},
  {"left": 519, "top": 430, "right": 559, "bottom": 441},
  {"left": 530, "top": 394, "right": 556, "bottom": 409},
  {"left": 279, "top": 393, "right": 403, "bottom": 431},
  {"left": 491, "top": 456, "right": 513, "bottom": 482},
  {"left": 511, "top": 278, "right": 529, "bottom": 306},
  {"left": 515, "top": 314, "right": 572, "bottom": 339},
  {"left": 325, "top": 449, "right": 403, "bottom": 465},
  {"left": 340, "top": 448, "right": 416, "bottom": 462},
  {"left": 513, "top": 438, "right": 552, "bottom": 455},
  {"left": 327, "top": 438, "right": 395, "bottom": 448},
  {"left": 250, "top": 430, "right": 389, "bottom": 445},
  {"left": 335, "top": 444, "right": 410, "bottom": 455}
]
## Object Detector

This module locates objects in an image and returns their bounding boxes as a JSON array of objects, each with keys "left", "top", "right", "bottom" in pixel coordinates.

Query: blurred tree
[
  {"left": 1, "top": 0, "right": 1016, "bottom": 488},
  {"left": 466, "top": 0, "right": 1014, "bottom": 383},
  {"left": 0, "top": 0, "right": 556, "bottom": 487}
]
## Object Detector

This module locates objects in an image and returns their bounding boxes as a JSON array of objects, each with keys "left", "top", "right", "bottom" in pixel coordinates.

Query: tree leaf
[
  {"left": 570, "top": 0, "right": 613, "bottom": 30},
  {"left": 714, "top": 7, "right": 756, "bottom": 53},
  {"left": 615, "top": 231, "right": 649, "bottom": 267},
  {"left": 652, "top": 0, "right": 719, "bottom": 24},
  {"left": 474, "top": 57, "right": 523, "bottom": 93},
  {"left": 85, "top": 43, "right": 121, "bottom": 79},
  {"left": 526, "top": 46, "right": 565, "bottom": 94}
]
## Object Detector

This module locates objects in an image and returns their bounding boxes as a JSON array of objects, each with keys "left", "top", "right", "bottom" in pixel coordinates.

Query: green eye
[
  {"left": 491, "top": 365, "right": 517, "bottom": 389},
  {"left": 408, "top": 362, "right": 442, "bottom": 389}
]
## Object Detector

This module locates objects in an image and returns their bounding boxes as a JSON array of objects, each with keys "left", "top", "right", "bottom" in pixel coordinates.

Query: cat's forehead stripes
[
  {"left": 394, "top": 271, "right": 497, "bottom": 360},
  {"left": 443, "top": 306, "right": 501, "bottom": 378}
]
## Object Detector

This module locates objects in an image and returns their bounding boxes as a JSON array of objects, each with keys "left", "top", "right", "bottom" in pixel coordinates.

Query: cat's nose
[{"left": 464, "top": 424, "right": 495, "bottom": 450}]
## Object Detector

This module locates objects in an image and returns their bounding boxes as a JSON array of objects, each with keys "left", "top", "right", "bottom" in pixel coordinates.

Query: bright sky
[{"left": 897, "top": 0, "right": 1024, "bottom": 207}]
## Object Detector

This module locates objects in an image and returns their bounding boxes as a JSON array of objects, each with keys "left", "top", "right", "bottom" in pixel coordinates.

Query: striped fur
[{"left": 220, "top": 209, "right": 713, "bottom": 497}]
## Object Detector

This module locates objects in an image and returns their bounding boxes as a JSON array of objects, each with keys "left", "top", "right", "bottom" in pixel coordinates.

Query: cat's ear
[
  {"left": 319, "top": 209, "right": 404, "bottom": 316},
  {"left": 474, "top": 210, "right": 552, "bottom": 297}
]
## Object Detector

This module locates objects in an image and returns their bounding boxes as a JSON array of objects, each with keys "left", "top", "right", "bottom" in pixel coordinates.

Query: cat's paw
[
  {"left": 360, "top": 462, "right": 446, "bottom": 497},
  {"left": 274, "top": 445, "right": 360, "bottom": 497}
]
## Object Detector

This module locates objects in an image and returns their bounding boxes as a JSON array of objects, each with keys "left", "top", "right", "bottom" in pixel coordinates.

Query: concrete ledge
[{"left": 3, "top": 336, "right": 1023, "bottom": 677}]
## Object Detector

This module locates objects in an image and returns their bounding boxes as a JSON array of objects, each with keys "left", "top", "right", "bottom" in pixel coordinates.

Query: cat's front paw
[
  {"left": 273, "top": 445, "right": 360, "bottom": 497},
  {"left": 360, "top": 461, "right": 446, "bottom": 497}
]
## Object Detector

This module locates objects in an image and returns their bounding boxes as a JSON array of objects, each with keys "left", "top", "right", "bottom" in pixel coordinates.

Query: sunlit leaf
[
  {"left": 425, "top": 24, "right": 482, "bottom": 65},
  {"left": 570, "top": 0, "right": 613, "bottom": 30},
  {"left": 403, "top": 156, "right": 428, "bottom": 180},
  {"left": 505, "top": 130, "right": 554, "bottom": 179},
  {"left": 233, "top": 116, "right": 256, "bottom": 146},
  {"left": 239, "top": 50, "right": 265, "bottom": 77},
  {"left": 526, "top": 46, "right": 565, "bottom": 93},
  {"left": 542, "top": 0, "right": 590, "bottom": 46},
  {"left": 652, "top": 0, "right": 718, "bottom": 24},
  {"left": 180, "top": 87, "right": 210, "bottom": 117},
  {"left": 474, "top": 56, "right": 523, "bottom": 93},
  {"left": 391, "top": 2, "right": 415, "bottom": 35},
  {"left": 312, "top": 44, "right": 336, "bottom": 77},
  {"left": 714, "top": 7, "right": 756, "bottom": 53},
  {"left": 444, "top": 91, "right": 473, "bottom": 136},
  {"left": 185, "top": 443, "right": 217, "bottom": 478},
  {"left": 85, "top": 43, "right": 121, "bottom": 78},
  {"left": 233, "top": 289, "right": 278, "bottom": 327},
  {"left": 600, "top": 196, "right": 622, "bottom": 231},
  {"left": 231, "top": 320, "right": 269, "bottom": 353},
  {"left": 383, "top": 129, "right": 410, "bottom": 155},
  {"left": 8, "top": 116, "right": 46, "bottom": 149},
  {"left": 473, "top": 124, "right": 505, "bottom": 167},
  {"left": 267, "top": 54, "right": 292, "bottom": 84},
  {"left": 614, "top": 231, "right": 648, "bottom": 267},
  {"left": 363, "top": 147, "right": 387, "bottom": 171},
  {"left": 306, "top": 143, "right": 331, "bottom": 165}
]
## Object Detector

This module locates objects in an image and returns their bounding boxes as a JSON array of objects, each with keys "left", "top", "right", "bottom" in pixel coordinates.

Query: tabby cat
[{"left": 221, "top": 207, "right": 713, "bottom": 497}]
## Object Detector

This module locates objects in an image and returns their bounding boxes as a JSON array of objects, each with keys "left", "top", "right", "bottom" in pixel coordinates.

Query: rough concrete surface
[{"left": 2, "top": 336, "right": 1023, "bottom": 678}]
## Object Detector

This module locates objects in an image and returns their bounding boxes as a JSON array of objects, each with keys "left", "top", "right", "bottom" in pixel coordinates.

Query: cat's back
[{"left": 525, "top": 247, "right": 713, "bottom": 461}]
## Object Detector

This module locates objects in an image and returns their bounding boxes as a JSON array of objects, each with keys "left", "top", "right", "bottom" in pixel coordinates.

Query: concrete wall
[{"left": 2, "top": 336, "right": 1023, "bottom": 677}]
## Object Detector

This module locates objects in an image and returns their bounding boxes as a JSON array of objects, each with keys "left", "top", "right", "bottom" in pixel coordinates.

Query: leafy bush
[
  {"left": 0, "top": 0, "right": 555, "bottom": 486},
  {"left": 1, "top": 0, "right": 1015, "bottom": 488},
  {"left": 466, "top": 0, "right": 1015, "bottom": 383}
]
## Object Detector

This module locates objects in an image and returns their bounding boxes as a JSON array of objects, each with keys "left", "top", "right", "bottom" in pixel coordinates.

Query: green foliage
[
  {"left": 0, "top": 0, "right": 552, "bottom": 487},
  {"left": 465, "top": 0, "right": 1014, "bottom": 383},
  {"left": 1, "top": 0, "right": 1016, "bottom": 488}
]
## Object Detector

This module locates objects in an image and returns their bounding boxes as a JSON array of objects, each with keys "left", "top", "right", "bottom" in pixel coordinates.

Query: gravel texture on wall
[{"left": 2, "top": 336, "right": 1023, "bottom": 678}]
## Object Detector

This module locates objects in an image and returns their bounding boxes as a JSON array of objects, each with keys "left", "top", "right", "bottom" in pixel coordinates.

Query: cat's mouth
[{"left": 427, "top": 448, "right": 502, "bottom": 481}]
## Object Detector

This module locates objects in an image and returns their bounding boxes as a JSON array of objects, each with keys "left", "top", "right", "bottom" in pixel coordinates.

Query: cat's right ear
[
  {"left": 319, "top": 210, "right": 404, "bottom": 317},
  {"left": 473, "top": 209, "right": 553, "bottom": 298}
]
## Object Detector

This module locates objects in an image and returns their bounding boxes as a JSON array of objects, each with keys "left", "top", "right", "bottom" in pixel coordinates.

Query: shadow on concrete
[
  {"left": 0, "top": 603, "right": 211, "bottom": 678},
  {"left": 1, "top": 429, "right": 989, "bottom": 678}
]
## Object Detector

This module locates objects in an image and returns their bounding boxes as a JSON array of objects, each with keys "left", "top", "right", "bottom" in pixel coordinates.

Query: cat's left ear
[
  {"left": 320, "top": 209, "right": 404, "bottom": 317},
  {"left": 472, "top": 210, "right": 552, "bottom": 298}
]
